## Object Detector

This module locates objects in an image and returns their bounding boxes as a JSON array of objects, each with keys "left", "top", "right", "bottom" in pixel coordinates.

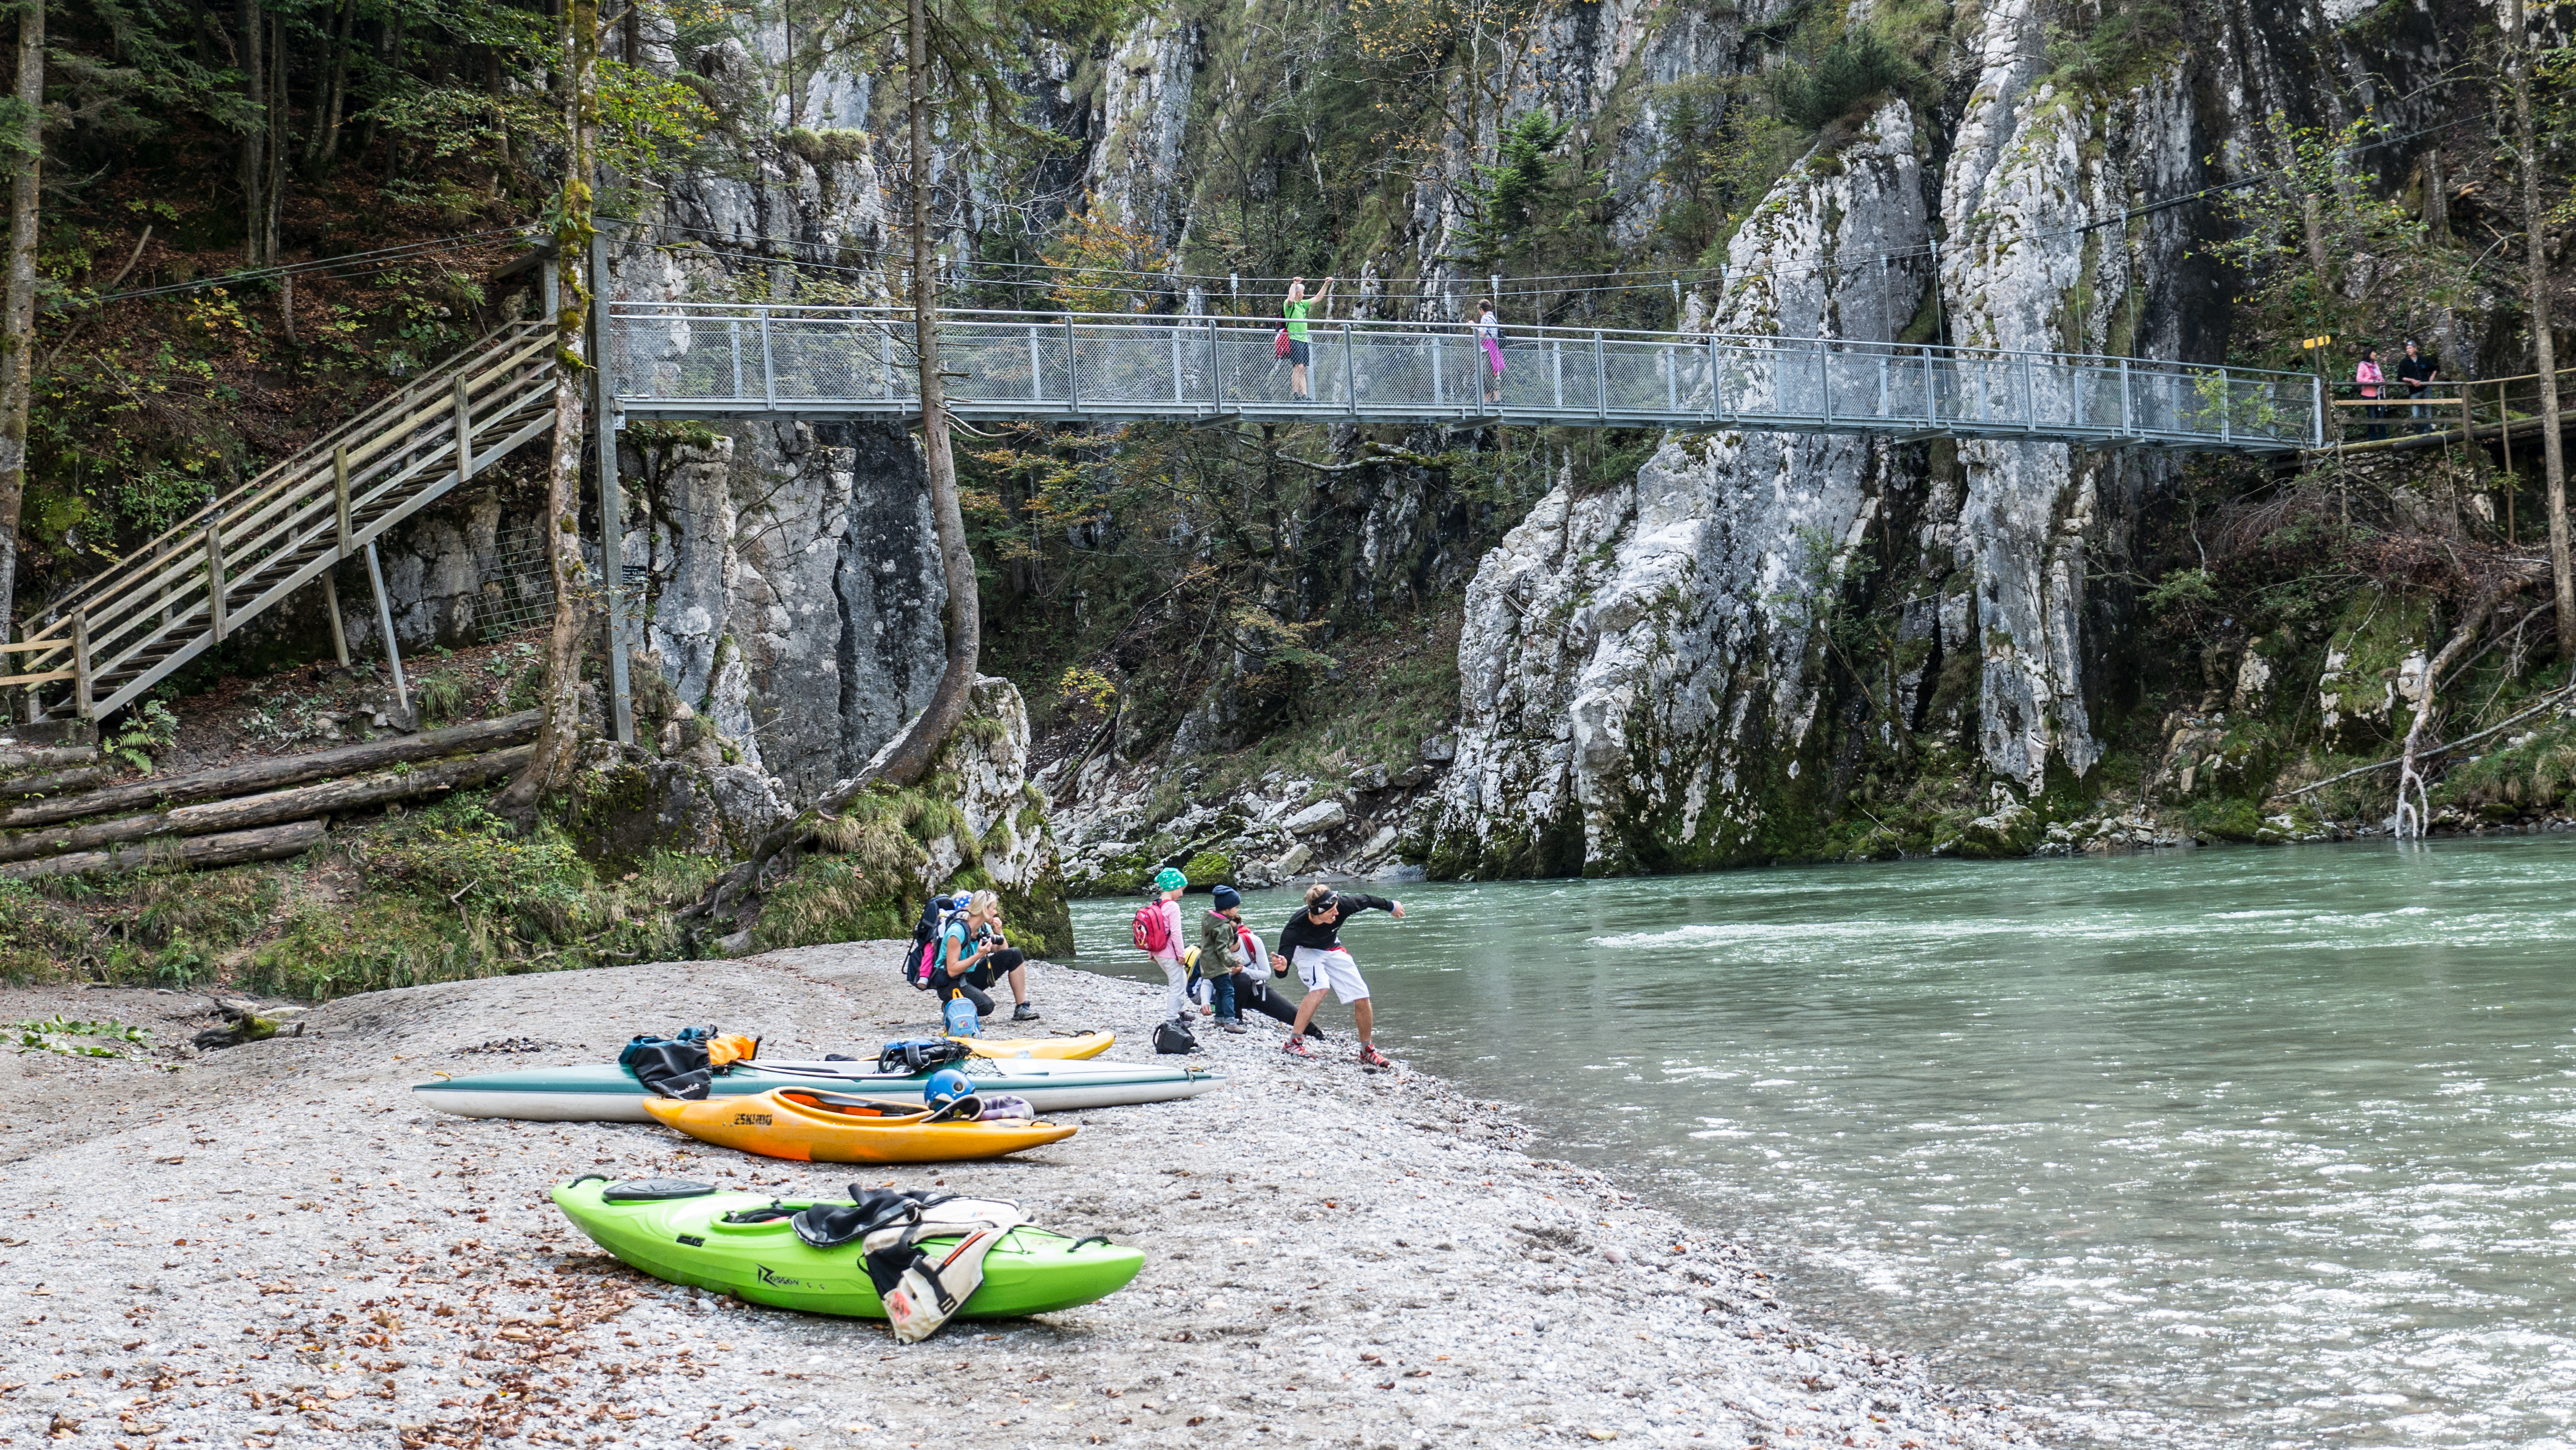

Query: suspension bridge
[
  {"left": 604, "top": 302, "right": 2324, "bottom": 451},
  {"left": 4, "top": 297, "right": 2322, "bottom": 729}
]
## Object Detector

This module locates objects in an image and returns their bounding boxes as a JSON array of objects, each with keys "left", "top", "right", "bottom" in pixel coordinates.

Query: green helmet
[{"left": 1153, "top": 866, "right": 1188, "bottom": 893}]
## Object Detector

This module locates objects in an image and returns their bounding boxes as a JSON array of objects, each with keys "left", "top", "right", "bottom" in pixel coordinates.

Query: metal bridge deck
[{"left": 606, "top": 304, "right": 2321, "bottom": 452}]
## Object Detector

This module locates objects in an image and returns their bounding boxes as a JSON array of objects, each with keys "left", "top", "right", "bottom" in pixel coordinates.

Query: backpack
[
  {"left": 876, "top": 1038, "right": 973, "bottom": 1075},
  {"left": 1130, "top": 900, "right": 1174, "bottom": 956},
  {"left": 906, "top": 893, "right": 969, "bottom": 990},
  {"left": 1273, "top": 327, "right": 1291, "bottom": 360},
  {"left": 1152, "top": 1020, "right": 1198, "bottom": 1055},
  {"left": 942, "top": 997, "right": 980, "bottom": 1038}
]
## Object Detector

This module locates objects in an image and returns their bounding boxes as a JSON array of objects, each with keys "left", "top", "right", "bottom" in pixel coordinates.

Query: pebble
[{"left": 0, "top": 946, "right": 2056, "bottom": 1448}]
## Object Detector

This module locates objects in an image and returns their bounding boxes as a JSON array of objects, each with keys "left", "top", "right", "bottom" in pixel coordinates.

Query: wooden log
[
  {"left": 0, "top": 745, "right": 532, "bottom": 862},
  {"left": 1, "top": 819, "right": 327, "bottom": 880},
  {"left": 0, "top": 744, "right": 98, "bottom": 776},
  {"left": 0, "top": 710, "right": 540, "bottom": 831},
  {"left": 0, "top": 766, "right": 109, "bottom": 802}
]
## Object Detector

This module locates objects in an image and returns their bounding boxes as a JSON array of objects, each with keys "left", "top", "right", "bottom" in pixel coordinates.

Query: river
[{"left": 1064, "top": 838, "right": 2576, "bottom": 1448}]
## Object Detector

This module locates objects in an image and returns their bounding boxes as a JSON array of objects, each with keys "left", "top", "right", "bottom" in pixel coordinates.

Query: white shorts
[{"left": 1291, "top": 947, "right": 1370, "bottom": 1003}]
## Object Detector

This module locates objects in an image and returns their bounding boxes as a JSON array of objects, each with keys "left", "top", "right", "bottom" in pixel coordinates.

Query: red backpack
[{"left": 1130, "top": 900, "right": 1172, "bottom": 955}]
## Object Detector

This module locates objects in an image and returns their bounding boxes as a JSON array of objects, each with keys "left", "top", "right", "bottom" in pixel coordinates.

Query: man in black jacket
[
  {"left": 1276, "top": 884, "right": 1404, "bottom": 1066},
  {"left": 2395, "top": 339, "right": 2439, "bottom": 434}
]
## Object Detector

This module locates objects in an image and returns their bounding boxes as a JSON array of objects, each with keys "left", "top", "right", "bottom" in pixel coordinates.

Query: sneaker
[
  {"left": 1356, "top": 1043, "right": 1391, "bottom": 1069},
  {"left": 1281, "top": 1036, "right": 1312, "bottom": 1058},
  {"left": 1011, "top": 1004, "right": 1041, "bottom": 1023},
  {"left": 1221, "top": 1021, "right": 1246, "bottom": 1035}
]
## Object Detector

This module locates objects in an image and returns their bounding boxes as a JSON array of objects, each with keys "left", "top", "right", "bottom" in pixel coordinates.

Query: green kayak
[{"left": 550, "top": 1176, "right": 1145, "bottom": 1320}]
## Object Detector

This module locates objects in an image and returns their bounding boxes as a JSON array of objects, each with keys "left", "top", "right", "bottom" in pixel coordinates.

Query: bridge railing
[{"left": 606, "top": 303, "right": 2319, "bottom": 451}]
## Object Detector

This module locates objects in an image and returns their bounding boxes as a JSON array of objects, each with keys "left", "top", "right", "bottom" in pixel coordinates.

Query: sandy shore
[{"left": 0, "top": 947, "right": 2049, "bottom": 1449}]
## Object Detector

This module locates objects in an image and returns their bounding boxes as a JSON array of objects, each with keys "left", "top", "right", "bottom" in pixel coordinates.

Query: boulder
[{"left": 1282, "top": 800, "right": 1349, "bottom": 836}]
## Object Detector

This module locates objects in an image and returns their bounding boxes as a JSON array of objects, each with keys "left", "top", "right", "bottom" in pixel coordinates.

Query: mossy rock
[
  {"left": 1939, "top": 802, "right": 2040, "bottom": 859},
  {"left": 2184, "top": 798, "right": 2264, "bottom": 843},
  {"left": 1181, "top": 850, "right": 1234, "bottom": 886}
]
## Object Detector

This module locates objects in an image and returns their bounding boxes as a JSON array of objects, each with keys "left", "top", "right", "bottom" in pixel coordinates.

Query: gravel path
[{"left": 0, "top": 948, "right": 2052, "bottom": 1449}]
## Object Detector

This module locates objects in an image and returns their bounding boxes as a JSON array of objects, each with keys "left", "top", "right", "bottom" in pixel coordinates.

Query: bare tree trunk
[
  {"left": 678, "top": 0, "right": 983, "bottom": 940},
  {"left": 0, "top": 0, "right": 40, "bottom": 644},
  {"left": 239, "top": 0, "right": 265, "bottom": 265},
  {"left": 2510, "top": 0, "right": 2573, "bottom": 663},
  {"left": 494, "top": 0, "right": 599, "bottom": 819},
  {"left": 264, "top": 11, "right": 287, "bottom": 264},
  {"left": 311, "top": 0, "right": 355, "bottom": 168}
]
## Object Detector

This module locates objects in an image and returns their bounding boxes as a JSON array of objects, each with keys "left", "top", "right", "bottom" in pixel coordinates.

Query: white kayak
[{"left": 412, "top": 1054, "right": 1225, "bottom": 1123}]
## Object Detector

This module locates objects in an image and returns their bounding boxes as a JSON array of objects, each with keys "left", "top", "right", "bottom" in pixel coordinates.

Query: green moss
[
  {"left": 2184, "top": 798, "right": 2264, "bottom": 843},
  {"left": 1181, "top": 850, "right": 1234, "bottom": 885}
]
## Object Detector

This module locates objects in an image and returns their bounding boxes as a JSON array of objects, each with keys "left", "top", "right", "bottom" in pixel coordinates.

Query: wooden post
[
  {"left": 453, "top": 375, "right": 476, "bottom": 483},
  {"left": 320, "top": 567, "right": 350, "bottom": 667},
  {"left": 204, "top": 523, "right": 228, "bottom": 644},
  {"left": 71, "top": 609, "right": 90, "bottom": 722},
  {"left": 333, "top": 444, "right": 353, "bottom": 558},
  {"left": 364, "top": 540, "right": 410, "bottom": 718}
]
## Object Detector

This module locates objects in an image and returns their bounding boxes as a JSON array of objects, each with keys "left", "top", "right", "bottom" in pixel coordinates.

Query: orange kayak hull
[{"left": 641, "top": 1088, "right": 1078, "bottom": 1164}]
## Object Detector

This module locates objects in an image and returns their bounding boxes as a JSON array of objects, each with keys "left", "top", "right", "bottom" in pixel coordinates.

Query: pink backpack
[{"left": 1130, "top": 901, "right": 1172, "bottom": 955}]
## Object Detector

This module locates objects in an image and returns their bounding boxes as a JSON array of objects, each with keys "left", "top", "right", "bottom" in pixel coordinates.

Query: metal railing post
[
  {"left": 1207, "top": 316, "right": 1222, "bottom": 413},
  {"left": 1171, "top": 325, "right": 1185, "bottom": 407},
  {"left": 730, "top": 319, "right": 744, "bottom": 400},
  {"left": 1594, "top": 330, "right": 1606, "bottom": 418},
  {"left": 2020, "top": 352, "right": 2036, "bottom": 434},
  {"left": 1551, "top": 338, "right": 1563, "bottom": 410},
  {"left": 1819, "top": 338, "right": 1832, "bottom": 429},
  {"left": 2311, "top": 372, "right": 2325, "bottom": 449},
  {"left": 1878, "top": 354, "right": 1889, "bottom": 421},
  {"left": 1924, "top": 347, "right": 1935, "bottom": 429},
  {"left": 2119, "top": 355, "right": 2134, "bottom": 438},
  {"left": 1666, "top": 341, "right": 1677, "bottom": 413},
  {"left": 760, "top": 309, "right": 775, "bottom": 411},
  {"left": 1029, "top": 324, "right": 1043, "bottom": 403},
  {"left": 1065, "top": 315, "right": 1079, "bottom": 413},
  {"left": 1709, "top": 336, "right": 1723, "bottom": 424}
]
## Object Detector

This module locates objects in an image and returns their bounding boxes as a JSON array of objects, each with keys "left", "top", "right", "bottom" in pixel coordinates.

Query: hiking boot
[
  {"left": 1011, "top": 1004, "right": 1041, "bottom": 1023},
  {"left": 1281, "top": 1035, "right": 1312, "bottom": 1058},
  {"left": 1356, "top": 1043, "right": 1391, "bottom": 1069}
]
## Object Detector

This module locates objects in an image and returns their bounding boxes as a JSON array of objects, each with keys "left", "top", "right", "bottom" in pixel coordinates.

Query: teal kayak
[
  {"left": 415, "top": 1055, "right": 1224, "bottom": 1122},
  {"left": 551, "top": 1176, "right": 1144, "bottom": 1319}
]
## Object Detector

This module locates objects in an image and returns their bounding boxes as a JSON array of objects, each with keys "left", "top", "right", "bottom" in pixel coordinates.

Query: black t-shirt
[
  {"left": 2395, "top": 355, "right": 2436, "bottom": 391},
  {"left": 1277, "top": 893, "right": 1396, "bottom": 959}
]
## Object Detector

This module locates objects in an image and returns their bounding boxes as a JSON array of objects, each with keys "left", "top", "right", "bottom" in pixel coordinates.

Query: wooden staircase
[{"left": 6, "top": 322, "right": 562, "bottom": 722}]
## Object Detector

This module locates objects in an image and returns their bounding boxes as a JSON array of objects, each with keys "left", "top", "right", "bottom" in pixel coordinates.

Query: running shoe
[
  {"left": 1222, "top": 1021, "right": 1246, "bottom": 1035},
  {"left": 1281, "top": 1036, "right": 1312, "bottom": 1058},
  {"left": 1356, "top": 1043, "right": 1391, "bottom": 1069},
  {"left": 1011, "top": 1003, "right": 1042, "bottom": 1022}
]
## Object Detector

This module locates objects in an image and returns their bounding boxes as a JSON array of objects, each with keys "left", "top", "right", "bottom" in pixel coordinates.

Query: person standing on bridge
[
  {"left": 2355, "top": 347, "right": 2387, "bottom": 442},
  {"left": 2396, "top": 339, "right": 2439, "bottom": 435},
  {"left": 1475, "top": 297, "right": 1506, "bottom": 405},
  {"left": 1285, "top": 276, "right": 1333, "bottom": 401}
]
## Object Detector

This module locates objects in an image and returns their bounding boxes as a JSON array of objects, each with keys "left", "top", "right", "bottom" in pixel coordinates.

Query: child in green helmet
[{"left": 1147, "top": 866, "right": 1191, "bottom": 1024}]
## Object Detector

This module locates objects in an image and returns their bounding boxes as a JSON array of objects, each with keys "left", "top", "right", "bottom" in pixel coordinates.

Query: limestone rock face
[
  {"left": 1423, "top": 102, "right": 1926, "bottom": 878},
  {"left": 568, "top": 744, "right": 790, "bottom": 866}
]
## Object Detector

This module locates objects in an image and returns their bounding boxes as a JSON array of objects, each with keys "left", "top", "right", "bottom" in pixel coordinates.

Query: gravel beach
[{"left": 0, "top": 947, "right": 2051, "bottom": 1449}]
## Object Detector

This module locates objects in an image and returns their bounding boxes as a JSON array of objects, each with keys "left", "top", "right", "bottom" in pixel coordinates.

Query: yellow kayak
[
  {"left": 952, "top": 1030, "right": 1112, "bottom": 1061},
  {"left": 642, "top": 1088, "right": 1077, "bottom": 1164}
]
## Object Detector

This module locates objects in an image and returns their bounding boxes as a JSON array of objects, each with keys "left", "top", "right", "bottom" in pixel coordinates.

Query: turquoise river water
[{"left": 1065, "top": 838, "right": 2576, "bottom": 1448}]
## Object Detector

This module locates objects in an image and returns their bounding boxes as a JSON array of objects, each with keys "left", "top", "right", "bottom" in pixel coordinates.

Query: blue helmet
[{"left": 924, "top": 1067, "right": 973, "bottom": 1107}]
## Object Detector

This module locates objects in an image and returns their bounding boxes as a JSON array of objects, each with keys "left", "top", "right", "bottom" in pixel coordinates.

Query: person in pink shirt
[
  {"left": 2356, "top": 347, "right": 2387, "bottom": 441},
  {"left": 1146, "top": 866, "right": 1192, "bottom": 1024}
]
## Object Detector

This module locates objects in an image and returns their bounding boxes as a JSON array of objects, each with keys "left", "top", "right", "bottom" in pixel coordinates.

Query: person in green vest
[{"left": 1284, "top": 276, "right": 1334, "bottom": 401}]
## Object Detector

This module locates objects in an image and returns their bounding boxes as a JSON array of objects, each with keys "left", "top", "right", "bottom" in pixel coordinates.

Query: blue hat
[{"left": 1211, "top": 884, "right": 1242, "bottom": 911}]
